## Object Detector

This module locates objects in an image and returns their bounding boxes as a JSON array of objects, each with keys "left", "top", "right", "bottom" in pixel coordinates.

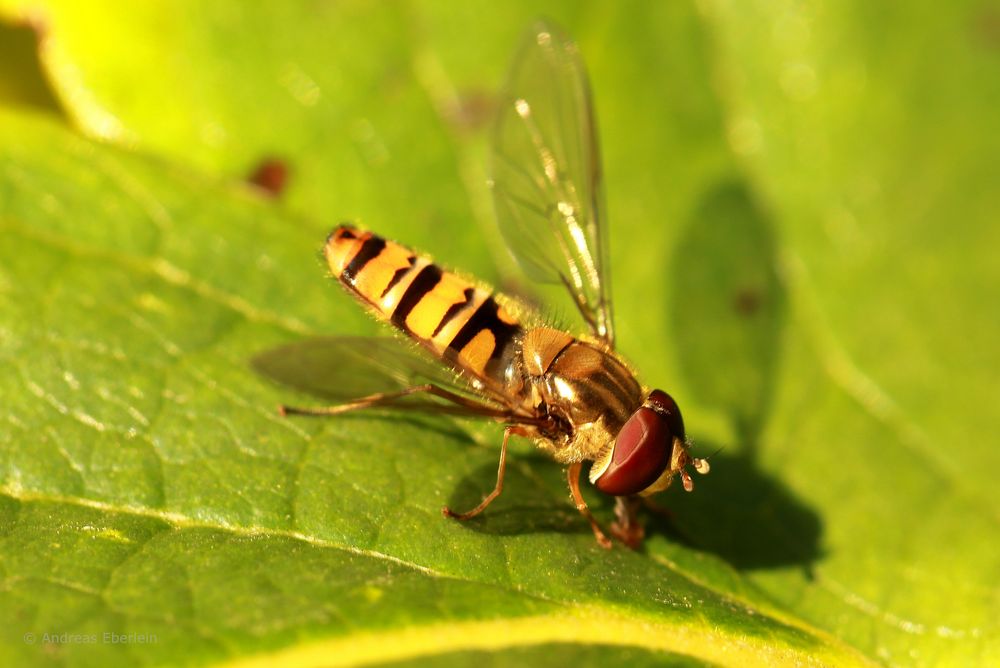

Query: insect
[{"left": 269, "top": 21, "right": 708, "bottom": 548}]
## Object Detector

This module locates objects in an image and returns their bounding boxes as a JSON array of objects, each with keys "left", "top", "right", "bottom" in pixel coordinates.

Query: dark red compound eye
[
  {"left": 646, "top": 389, "right": 685, "bottom": 442},
  {"left": 594, "top": 390, "right": 686, "bottom": 496}
]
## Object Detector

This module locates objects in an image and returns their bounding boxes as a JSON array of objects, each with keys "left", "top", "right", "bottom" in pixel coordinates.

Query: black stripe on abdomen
[
  {"left": 381, "top": 254, "right": 417, "bottom": 299},
  {"left": 391, "top": 264, "right": 443, "bottom": 331},
  {"left": 446, "top": 295, "right": 521, "bottom": 370},
  {"left": 432, "top": 287, "right": 475, "bottom": 338},
  {"left": 341, "top": 235, "right": 386, "bottom": 285}
]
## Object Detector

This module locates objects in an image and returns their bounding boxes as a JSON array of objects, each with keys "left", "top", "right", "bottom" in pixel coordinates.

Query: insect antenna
[{"left": 680, "top": 445, "right": 717, "bottom": 492}]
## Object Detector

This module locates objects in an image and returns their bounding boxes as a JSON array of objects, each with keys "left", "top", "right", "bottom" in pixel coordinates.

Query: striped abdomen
[{"left": 325, "top": 225, "right": 523, "bottom": 387}]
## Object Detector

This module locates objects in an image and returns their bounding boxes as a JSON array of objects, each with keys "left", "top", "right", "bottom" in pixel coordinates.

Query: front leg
[
  {"left": 611, "top": 496, "right": 645, "bottom": 549},
  {"left": 567, "top": 462, "right": 612, "bottom": 549}
]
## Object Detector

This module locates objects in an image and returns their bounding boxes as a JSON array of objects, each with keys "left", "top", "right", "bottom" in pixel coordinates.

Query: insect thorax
[{"left": 519, "top": 327, "right": 644, "bottom": 464}]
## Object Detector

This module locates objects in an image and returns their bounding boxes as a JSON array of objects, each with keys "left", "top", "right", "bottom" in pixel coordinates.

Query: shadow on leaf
[
  {"left": 668, "top": 178, "right": 822, "bottom": 570},
  {"left": 670, "top": 178, "right": 786, "bottom": 450},
  {"left": 655, "top": 448, "right": 823, "bottom": 569},
  {"left": 443, "top": 453, "right": 593, "bottom": 538}
]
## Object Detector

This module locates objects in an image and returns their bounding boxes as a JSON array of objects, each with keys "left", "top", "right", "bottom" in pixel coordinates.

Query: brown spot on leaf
[
  {"left": 247, "top": 157, "right": 290, "bottom": 197},
  {"left": 733, "top": 288, "right": 762, "bottom": 316}
]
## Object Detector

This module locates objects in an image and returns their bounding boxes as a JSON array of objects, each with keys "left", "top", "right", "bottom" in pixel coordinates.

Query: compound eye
[
  {"left": 647, "top": 389, "right": 685, "bottom": 442},
  {"left": 594, "top": 406, "right": 672, "bottom": 496}
]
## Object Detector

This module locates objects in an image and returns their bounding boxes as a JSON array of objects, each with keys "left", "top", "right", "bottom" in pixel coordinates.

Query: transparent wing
[
  {"left": 490, "top": 20, "right": 614, "bottom": 346},
  {"left": 252, "top": 337, "right": 508, "bottom": 415}
]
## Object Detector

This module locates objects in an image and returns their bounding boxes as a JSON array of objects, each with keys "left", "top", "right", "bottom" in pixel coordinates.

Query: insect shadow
[
  {"left": 665, "top": 178, "right": 823, "bottom": 571},
  {"left": 651, "top": 448, "right": 824, "bottom": 570},
  {"left": 252, "top": 341, "right": 592, "bottom": 537},
  {"left": 253, "top": 333, "right": 820, "bottom": 560},
  {"left": 448, "top": 446, "right": 822, "bottom": 570},
  {"left": 443, "top": 450, "right": 599, "bottom": 539}
]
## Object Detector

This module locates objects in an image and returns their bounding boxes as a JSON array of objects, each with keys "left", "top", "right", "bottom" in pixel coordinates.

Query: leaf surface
[
  {"left": 1, "top": 0, "right": 998, "bottom": 665},
  {"left": 0, "top": 111, "right": 859, "bottom": 667}
]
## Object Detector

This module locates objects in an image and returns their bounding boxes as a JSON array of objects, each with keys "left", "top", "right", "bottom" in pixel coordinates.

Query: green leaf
[
  {"left": 0, "top": 111, "right": 858, "bottom": 667},
  {"left": 1, "top": 0, "right": 998, "bottom": 665},
  {"left": 0, "top": 0, "right": 497, "bottom": 276}
]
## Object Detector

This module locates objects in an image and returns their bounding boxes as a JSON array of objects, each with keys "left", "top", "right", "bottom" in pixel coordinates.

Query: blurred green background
[{"left": 1, "top": 1, "right": 997, "bottom": 666}]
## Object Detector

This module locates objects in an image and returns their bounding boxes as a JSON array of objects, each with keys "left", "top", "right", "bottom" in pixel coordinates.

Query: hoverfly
[{"left": 264, "top": 21, "right": 708, "bottom": 548}]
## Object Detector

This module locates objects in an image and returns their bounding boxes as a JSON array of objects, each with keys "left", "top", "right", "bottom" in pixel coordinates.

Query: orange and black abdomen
[{"left": 325, "top": 225, "right": 523, "bottom": 386}]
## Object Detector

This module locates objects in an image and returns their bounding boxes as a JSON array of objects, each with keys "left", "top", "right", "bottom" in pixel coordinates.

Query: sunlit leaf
[{"left": 1, "top": 0, "right": 997, "bottom": 665}]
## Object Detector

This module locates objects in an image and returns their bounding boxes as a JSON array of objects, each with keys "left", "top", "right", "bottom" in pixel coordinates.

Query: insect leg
[
  {"left": 441, "top": 425, "right": 527, "bottom": 521},
  {"left": 278, "top": 384, "right": 514, "bottom": 420},
  {"left": 610, "top": 496, "right": 645, "bottom": 549},
  {"left": 567, "top": 462, "right": 612, "bottom": 549}
]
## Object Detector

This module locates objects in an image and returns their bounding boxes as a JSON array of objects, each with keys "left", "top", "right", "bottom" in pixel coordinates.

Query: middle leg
[{"left": 442, "top": 425, "right": 528, "bottom": 520}]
